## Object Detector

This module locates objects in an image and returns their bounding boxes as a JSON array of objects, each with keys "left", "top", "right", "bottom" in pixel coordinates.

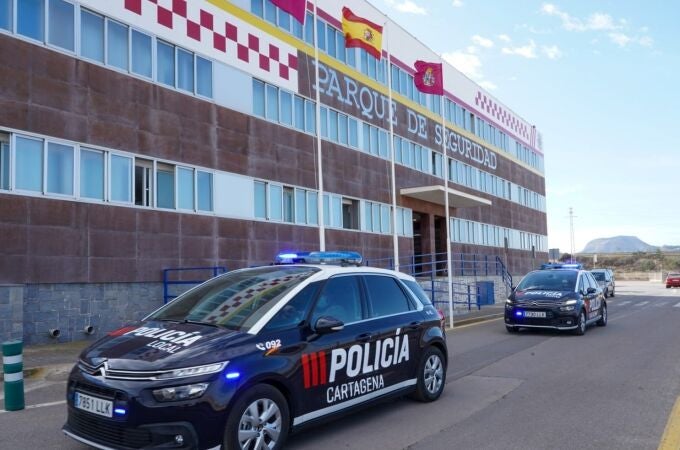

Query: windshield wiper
[{"left": 183, "top": 319, "right": 222, "bottom": 328}]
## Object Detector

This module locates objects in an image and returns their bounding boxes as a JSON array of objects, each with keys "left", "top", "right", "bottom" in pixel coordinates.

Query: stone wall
[{"left": 0, "top": 282, "right": 163, "bottom": 345}]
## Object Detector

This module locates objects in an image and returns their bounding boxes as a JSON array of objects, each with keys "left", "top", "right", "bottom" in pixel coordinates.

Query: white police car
[{"left": 63, "top": 252, "right": 448, "bottom": 449}]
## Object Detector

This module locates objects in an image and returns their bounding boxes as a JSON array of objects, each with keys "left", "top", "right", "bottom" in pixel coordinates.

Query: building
[{"left": 0, "top": 0, "right": 547, "bottom": 343}]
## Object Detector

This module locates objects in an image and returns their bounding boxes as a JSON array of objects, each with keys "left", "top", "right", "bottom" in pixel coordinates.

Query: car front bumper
[{"left": 504, "top": 307, "right": 580, "bottom": 330}]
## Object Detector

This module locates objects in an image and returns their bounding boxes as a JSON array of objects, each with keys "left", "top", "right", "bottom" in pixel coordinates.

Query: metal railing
[{"left": 162, "top": 266, "right": 228, "bottom": 304}]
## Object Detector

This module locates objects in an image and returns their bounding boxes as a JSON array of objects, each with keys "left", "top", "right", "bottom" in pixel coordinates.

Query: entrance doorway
[
  {"left": 412, "top": 212, "right": 423, "bottom": 274},
  {"left": 434, "top": 216, "right": 447, "bottom": 276}
]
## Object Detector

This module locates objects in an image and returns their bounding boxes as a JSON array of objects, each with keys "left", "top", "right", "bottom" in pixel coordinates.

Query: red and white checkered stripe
[
  {"left": 474, "top": 91, "right": 531, "bottom": 144},
  {"left": 81, "top": 0, "right": 299, "bottom": 91}
]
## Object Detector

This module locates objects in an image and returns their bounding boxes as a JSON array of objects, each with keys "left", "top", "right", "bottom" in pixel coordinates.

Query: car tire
[
  {"left": 573, "top": 310, "right": 587, "bottom": 336},
  {"left": 411, "top": 346, "right": 446, "bottom": 402},
  {"left": 610, "top": 289, "right": 615, "bottom": 297},
  {"left": 596, "top": 303, "right": 607, "bottom": 327},
  {"left": 506, "top": 325, "right": 519, "bottom": 333},
  {"left": 223, "top": 384, "right": 290, "bottom": 450}
]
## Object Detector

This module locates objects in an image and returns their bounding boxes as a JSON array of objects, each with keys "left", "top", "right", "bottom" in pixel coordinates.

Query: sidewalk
[{"left": 1, "top": 305, "right": 504, "bottom": 384}]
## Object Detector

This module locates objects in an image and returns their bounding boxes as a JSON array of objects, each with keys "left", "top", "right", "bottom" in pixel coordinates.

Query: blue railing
[
  {"left": 162, "top": 266, "right": 228, "bottom": 304},
  {"left": 366, "top": 252, "right": 507, "bottom": 278},
  {"left": 496, "top": 256, "right": 513, "bottom": 292}
]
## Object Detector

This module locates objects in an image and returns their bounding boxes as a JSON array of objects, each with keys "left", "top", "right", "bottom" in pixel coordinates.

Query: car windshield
[
  {"left": 148, "top": 266, "right": 319, "bottom": 332},
  {"left": 592, "top": 272, "right": 606, "bottom": 281},
  {"left": 516, "top": 270, "right": 577, "bottom": 291},
  {"left": 668, "top": 273, "right": 680, "bottom": 278}
]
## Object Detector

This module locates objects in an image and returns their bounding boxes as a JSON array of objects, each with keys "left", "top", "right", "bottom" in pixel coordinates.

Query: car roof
[{"left": 288, "top": 264, "right": 417, "bottom": 281}]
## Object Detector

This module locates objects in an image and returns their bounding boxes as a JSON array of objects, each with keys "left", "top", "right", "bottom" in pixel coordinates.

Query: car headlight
[
  {"left": 563, "top": 299, "right": 577, "bottom": 306},
  {"left": 560, "top": 305, "right": 575, "bottom": 311},
  {"left": 152, "top": 383, "right": 208, "bottom": 402},
  {"left": 156, "top": 362, "right": 227, "bottom": 380},
  {"left": 505, "top": 298, "right": 514, "bottom": 309}
]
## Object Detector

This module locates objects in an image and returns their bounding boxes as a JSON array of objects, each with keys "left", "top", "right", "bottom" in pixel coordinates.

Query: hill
[{"left": 581, "top": 236, "right": 657, "bottom": 254}]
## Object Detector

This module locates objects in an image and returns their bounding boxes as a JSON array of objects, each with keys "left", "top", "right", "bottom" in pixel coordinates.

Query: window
[
  {"left": 80, "top": 9, "right": 104, "bottom": 62},
  {"left": 254, "top": 181, "right": 266, "bottom": 218},
  {"left": 263, "top": 282, "right": 319, "bottom": 332},
  {"left": 131, "top": 29, "right": 152, "bottom": 78},
  {"left": 348, "top": 118, "right": 358, "bottom": 148},
  {"left": 197, "top": 171, "right": 213, "bottom": 211},
  {"left": 107, "top": 19, "right": 129, "bottom": 71},
  {"left": 48, "top": 0, "right": 74, "bottom": 51},
  {"left": 156, "top": 164, "right": 174, "bottom": 209},
  {"left": 304, "top": 100, "right": 315, "bottom": 133},
  {"left": 177, "top": 48, "right": 194, "bottom": 93},
  {"left": 46, "top": 142, "right": 74, "bottom": 195},
  {"left": 295, "top": 189, "right": 306, "bottom": 224},
  {"left": 364, "top": 275, "right": 412, "bottom": 317},
  {"left": 280, "top": 90, "right": 292, "bottom": 126},
  {"left": 342, "top": 198, "right": 359, "bottom": 230},
  {"left": 80, "top": 148, "right": 104, "bottom": 200},
  {"left": 253, "top": 79, "right": 265, "bottom": 117},
  {"left": 0, "top": 0, "right": 11, "bottom": 31},
  {"left": 307, "top": 191, "right": 318, "bottom": 225},
  {"left": 134, "top": 158, "right": 152, "bottom": 206},
  {"left": 269, "top": 184, "right": 282, "bottom": 221},
  {"left": 293, "top": 96, "right": 304, "bottom": 130},
  {"left": 110, "top": 154, "right": 132, "bottom": 202},
  {"left": 196, "top": 58, "right": 213, "bottom": 98},
  {"left": 157, "top": 40, "right": 175, "bottom": 87},
  {"left": 380, "top": 205, "right": 390, "bottom": 233},
  {"left": 17, "top": 0, "right": 43, "bottom": 41},
  {"left": 311, "top": 276, "right": 363, "bottom": 324},
  {"left": 0, "top": 133, "right": 10, "bottom": 190},
  {"left": 266, "top": 84, "right": 279, "bottom": 121},
  {"left": 177, "top": 167, "right": 194, "bottom": 210},
  {"left": 331, "top": 195, "right": 341, "bottom": 228},
  {"left": 282, "top": 186, "right": 294, "bottom": 223},
  {"left": 15, "top": 136, "right": 43, "bottom": 192}
]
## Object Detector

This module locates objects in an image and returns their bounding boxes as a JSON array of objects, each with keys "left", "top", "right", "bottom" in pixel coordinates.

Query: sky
[{"left": 371, "top": 0, "right": 680, "bottom": 253}]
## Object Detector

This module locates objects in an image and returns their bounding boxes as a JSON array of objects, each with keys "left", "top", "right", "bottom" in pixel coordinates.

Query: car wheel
[
  {"left": 597, "top": 303, "right": 607, "bottom": 327},
  {"left": 224, "top": 384, "right": 290, "bottom": 450},
  {"left": 411, "top": 346, "right": 446, "bottom": 402},
  {"left": 506, "top": 325, "right": 519, "bottom": 333},
  {"left": 610, "top": 289, "right": 615, "bottom": 297},
  {"left": 574, "top": 310, "right": 587, "bottom": 336}
]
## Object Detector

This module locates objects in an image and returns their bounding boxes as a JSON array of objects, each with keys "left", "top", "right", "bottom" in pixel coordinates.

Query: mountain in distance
[{"left": 581, "top": 236, "right": 658, "bottom": 254}]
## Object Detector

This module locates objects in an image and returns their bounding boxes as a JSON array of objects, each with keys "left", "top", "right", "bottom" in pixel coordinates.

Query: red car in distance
[{"left": 666, "top": 273, "right": 680, "bottom": 288}]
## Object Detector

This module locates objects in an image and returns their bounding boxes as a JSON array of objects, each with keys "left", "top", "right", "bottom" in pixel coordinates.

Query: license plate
[
  {"left": 523, "top": 311, "right": 546, "bottom": 318},
  {"left": 74, "top": 392, "right": 113, "bottom": 418}
]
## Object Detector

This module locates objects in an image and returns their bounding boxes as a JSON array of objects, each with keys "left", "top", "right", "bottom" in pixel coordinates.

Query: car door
[
  {"left": 296, "top": 274, "right": 367, "bottom": 420},
  {"left": 360, "top": 274, "right": 422, "bottom": 389},
  {"left": 584, "top": 272, "right": 602, "bottom": 319}
]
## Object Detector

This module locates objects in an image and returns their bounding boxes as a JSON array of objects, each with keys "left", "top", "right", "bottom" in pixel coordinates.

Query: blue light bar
[
  {"left": 114, "top": 408, "right": 127, "bottom": 416},
  {"left": 274, "top": 251, "right": 363, "bottom": 266},
  {"left": 274, "top": 252, "right": 311, "bottom": 265},
  {"left": 515, "top": 311, "right": 523, "bottom": 317},
  {"left": 225, "top": 372, "right": 240, "bottom": 380}
]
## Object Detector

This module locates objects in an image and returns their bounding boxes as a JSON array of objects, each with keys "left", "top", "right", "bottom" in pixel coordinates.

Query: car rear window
[
  {"left": 516, "top": 270, "right": 578, "bottom": 291},
  {"left": 403, "top": 280, "right": 433, "bottom": 306},
  {"left": 591, "top": 272, "right": 606, "bottom": 281}
]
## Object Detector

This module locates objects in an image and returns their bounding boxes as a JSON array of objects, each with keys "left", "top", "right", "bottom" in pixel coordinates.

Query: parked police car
[
  {"left": 504, "top": 267, "right": 607, "bottom": 335},
  {"left": 63, "top": 252, "right": 447, "bottom": 450}
]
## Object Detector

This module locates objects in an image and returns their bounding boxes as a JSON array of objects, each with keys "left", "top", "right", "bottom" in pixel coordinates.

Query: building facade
[{"left": 0, "top": 0, "right": 547, "bottom": 343}]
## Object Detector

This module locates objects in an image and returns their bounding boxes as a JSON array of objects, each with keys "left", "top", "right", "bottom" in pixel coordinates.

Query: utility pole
[{"left": 568, "top": 207, "right": 576, "bottom": 262}]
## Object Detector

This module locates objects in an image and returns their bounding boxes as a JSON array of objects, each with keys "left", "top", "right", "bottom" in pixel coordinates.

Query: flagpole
[
  {"left": 385, "top": 21, "right": 399, "bottom": 271},
  {"left": 312, "top": 0, "right": 325, "bottom": 251},
  {"left": 441, "top": 91, "right": 454, "bottom": 327}
]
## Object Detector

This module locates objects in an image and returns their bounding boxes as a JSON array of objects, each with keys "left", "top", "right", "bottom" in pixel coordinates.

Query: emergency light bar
[
  {"left": 540, "top": 263, "right": 583, "bottom": 270},
  {"left": 274, "top": 251, "right": 363, "bottom": 266}
]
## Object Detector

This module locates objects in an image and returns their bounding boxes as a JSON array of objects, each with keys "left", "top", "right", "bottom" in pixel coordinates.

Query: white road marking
[
  {"left": 635, "top": 301, "right": 649, "bottom": 307},
  {"left": 0, "top": 400, "right": 66, "bottom": 414},
  {"left": 674, "top": 302, "right": 680, "bottom": 308},
  {"left": 654, "top": 302, "right": 668, "bottom": 307},
  {"left": 617, "top": 301, "right": 631, "bottom": 306}
]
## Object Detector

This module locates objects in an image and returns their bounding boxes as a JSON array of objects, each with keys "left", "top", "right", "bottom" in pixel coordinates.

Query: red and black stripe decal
[{"left": 301, "top": 351, "right": 327, "bottom": 389}]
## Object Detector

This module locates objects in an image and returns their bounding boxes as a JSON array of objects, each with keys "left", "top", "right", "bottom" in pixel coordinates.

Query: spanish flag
[{"left": 342, "top": 7, "right": 383, "bottom": 60}]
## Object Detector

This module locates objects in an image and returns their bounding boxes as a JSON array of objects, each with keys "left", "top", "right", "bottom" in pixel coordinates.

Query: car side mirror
[
  {"left": 315, "top": 316, "right": 344, "bottom": 334},
  {"left": 587, "top": 287, "right": 596, "bottom": 294}
]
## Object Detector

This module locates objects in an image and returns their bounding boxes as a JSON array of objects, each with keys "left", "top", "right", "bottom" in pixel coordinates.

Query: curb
[{"left": 450, "top": 313, "right": 504, "bottom": 328}]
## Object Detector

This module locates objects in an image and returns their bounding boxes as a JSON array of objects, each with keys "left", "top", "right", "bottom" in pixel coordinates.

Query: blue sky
[{"left": 372, "top": 0, "right": 680, "bottom": 253}]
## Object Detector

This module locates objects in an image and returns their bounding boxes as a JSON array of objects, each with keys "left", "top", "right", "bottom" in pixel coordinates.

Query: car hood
[
  {"left": 513, "top": 290, "right": 576, "bottom": 301},
  {"left": 79, "top": 321, "right": 253, "bottom": 371}
]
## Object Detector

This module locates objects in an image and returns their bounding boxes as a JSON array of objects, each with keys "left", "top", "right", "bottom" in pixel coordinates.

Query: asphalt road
[{"left": 1, "top": 281, "right": 679, "bottom": 450}]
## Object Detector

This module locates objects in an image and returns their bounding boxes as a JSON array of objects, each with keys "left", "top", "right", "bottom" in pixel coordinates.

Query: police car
[
  {"left": 504, "top": 267, "right": 607, "bottom": 335},
  {"left": 62, "top": 252, "right": 448, "bottom": 449}
]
